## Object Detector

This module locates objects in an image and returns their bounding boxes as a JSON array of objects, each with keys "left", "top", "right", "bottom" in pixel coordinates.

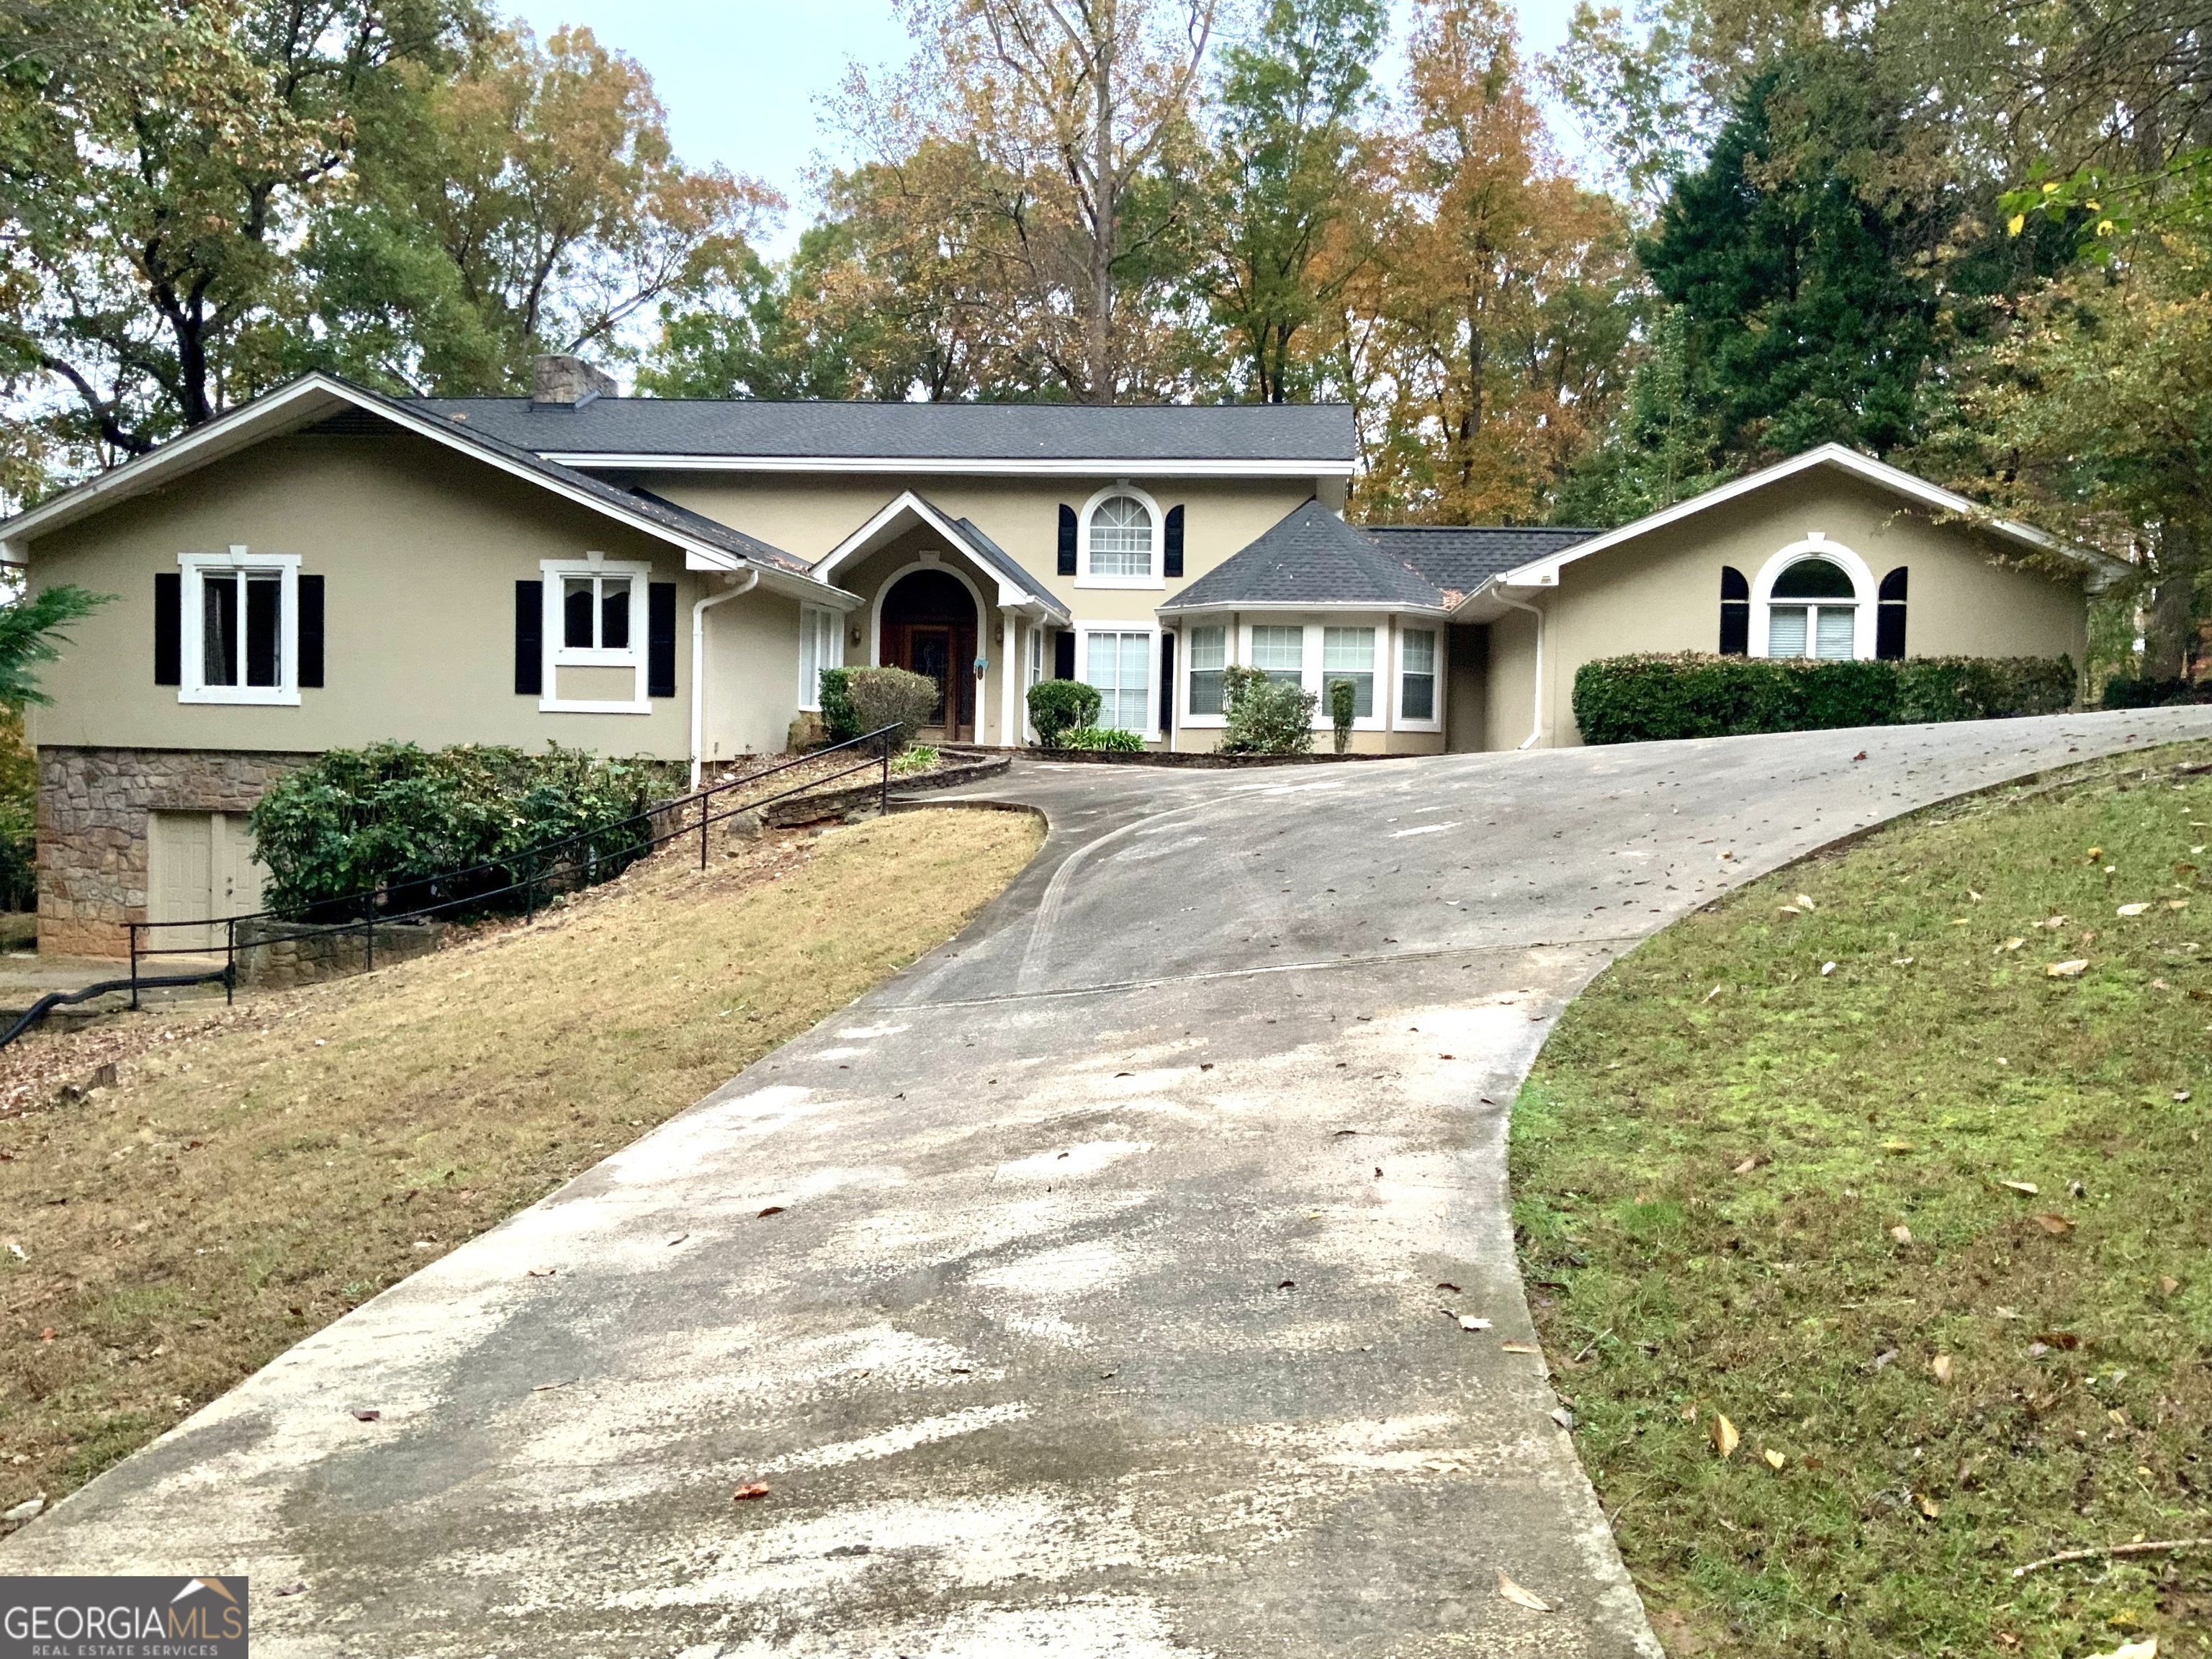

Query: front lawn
[
  {"left": 0, "top": 808, "right": 1039, "bottom": 1516},
  {"left": 1516, "top": 742, "right": 2212, "bottom": 1657}
]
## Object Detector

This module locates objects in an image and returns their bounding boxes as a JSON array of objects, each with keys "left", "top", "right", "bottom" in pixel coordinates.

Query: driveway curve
[{"left": 14, "top": 708, "right": 2212, "bottom": 1658}]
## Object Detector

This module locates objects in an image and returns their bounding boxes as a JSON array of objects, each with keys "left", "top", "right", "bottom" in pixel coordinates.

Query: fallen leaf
[
  {"left": 1712, "top": 1413, "right": 1740, "bottom": 1460},
  {"left": 272, "top": 1583, "right": 308, "bottom": 1598},
  {"left": 1550, "top": 1406, "right": 1575, "bottom": 1430},
  {"left": 2033, "top": 1331, "right": 2081, "bottom": 1351},
  {"left": 2118, "top": 902, "right": 2151, "bottom": 917},
  {"left": 1883, "top": 1139, "right": 1917, "bottom": 1154},
  {"left": 1917, "top": 1493, "right": 1941, "bottom": 1519},
  {"left": 2175, "top": 1090, "right": 2193, "bottom": 1102},
  {"left": 1436, "top": 1281, "right": 1462, "bottom": 1292},
  {"left": 1795, "top": 893, "right": 1817, "bottom": 910},
  {"left": 2081, "top": 1641, "right": 2158, "bottom": 1659},
  {"left": 2087, "top": 846, "right": 2105, "bottom": 862},
  {"left": 1458, "top": 1315, "right": 1493, "bottom": 1331},
  {"left": 1502, "top": 1341, "right": 1540, "bottom": 1354},
  {"left": 0, "top": 1497, "right": 43, "bottom": 1522},
  {"left": 2159, "top": 1275, "right": 2181, "bottom": 1297},
  {"left": 4, "top": 1241, "right": 22, "bottom": 1262},
  {"left": 1496, "top": 1571, "right": 1552, "bottom": 1612},
  {"left": 1277, "top": 1280, "right": 1297, "bottom": 1290},
  {"left": 1851, "top": 750, "right": 1868, "bottom": 761},
  {"left": 1931, "top": 1354, "right": 1954, "bottom": 1384},
  {"left": 350, "top": 1408, "right": 381, "bottom": 1423},
  {"left": 2046, "top": 959, "right": 2090, "bottom": 979},
  {"left": 1734, "top": 1155, "right": 1760, "bottom": 1174},
  {"left": 1779, "top": 905, "right": 1801, "bottom": 917},
  {"left": 2032, "top": 1213, "right": 2075, "bottom": 1235},
  {"left": 1970, "top": 889, "right": 1984, "bottom": 902},
  {"left": 1893, "top": 956, "right": 1914, "bottom": 966},
  {"left": 732, "top": 1483, "right": 771, "bottom": 1502},
  {"left": 1820, "top": 961, "right": 1837, "bottom": 976},
  {"left": 2001, "top": 1180, "right": 2041, "bottom": 1196},
  {"left": 37, "top": 1328, "right": 53, "bottom": 1342},
  {"left": 1763, "top": 1448, "right": 1786, "bottom": 1470},
  {"left": 2002, "top": 938, "right": 2026, "bottom": 951},
  {"left": 757, "top": 1205, "right": 786, "bottom": 1218},
  {"left": 1890, "top": 1224, "right": 1914, "bottom": 1244},
  {"left": 526, "top": 1267, "right": 557, "bottom": 1278},
  {"left": 2171, "top": 899, "right": 2191, "bottom": 910}
]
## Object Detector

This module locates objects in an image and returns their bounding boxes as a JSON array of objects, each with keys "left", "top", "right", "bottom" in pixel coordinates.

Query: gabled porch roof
[{"left": 814, "top": 491, "right": 1071, "bottom": 622}]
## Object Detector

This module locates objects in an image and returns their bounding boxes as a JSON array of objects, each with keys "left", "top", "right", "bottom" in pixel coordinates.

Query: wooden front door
[{"left": 880, "top": 568, "right": 977, "bottom": 739}]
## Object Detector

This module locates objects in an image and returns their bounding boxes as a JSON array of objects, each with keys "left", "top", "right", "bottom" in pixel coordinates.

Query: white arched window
[
  {"left": 1750, "top": 538, "right": 1877, "bottom": 660},
  {"left": 1077, "top": 485, "right": 1163, "bottom": 588}
]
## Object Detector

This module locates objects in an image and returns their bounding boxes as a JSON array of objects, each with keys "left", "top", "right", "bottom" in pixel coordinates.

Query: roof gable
[{"left": 0, "top": 374, "right": 850, "bottom": 606}]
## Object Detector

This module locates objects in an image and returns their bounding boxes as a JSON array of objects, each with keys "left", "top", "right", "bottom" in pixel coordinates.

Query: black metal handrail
[{"left": 1, "top": 727, "right": 907, "bottom": 1051}]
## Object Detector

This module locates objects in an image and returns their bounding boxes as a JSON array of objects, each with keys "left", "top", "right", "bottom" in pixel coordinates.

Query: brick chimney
[{"left": 531, "top": 354, "right": 618, "bottom": 408}]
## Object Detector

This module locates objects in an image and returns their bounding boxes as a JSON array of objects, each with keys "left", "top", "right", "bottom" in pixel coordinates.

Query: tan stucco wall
[
  {"left": 636, "top": 472, "right": 1318, "bottom": 629},
  {"left": 1483, "top": 473, "right": 2092, "bottom": 750},
  {"left": 21, "top": 433, "right": 798, "bottom": 762}
]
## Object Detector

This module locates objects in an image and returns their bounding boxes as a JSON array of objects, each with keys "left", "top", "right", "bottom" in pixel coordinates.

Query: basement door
[{"left": 148, "top": 811, "right": 266, "bottom": 950}]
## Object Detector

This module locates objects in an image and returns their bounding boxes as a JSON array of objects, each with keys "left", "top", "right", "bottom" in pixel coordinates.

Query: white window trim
[
  {"left": 1180, "top": 619, "right": 1231, "bottom": 729},
  {"left": 1074, "top": 482, "right": 1166, "bottom": 590},
  {"left": 541, "top": 554, "right": 652, "bottom": 714},
  {"left": 177, "top": 548, "right": 300, "bottom": 706},
  {"left": 1076, "top": 622, "right": 1161, "bottom": 738},
  {"left": 1394, "top": 621, "right": 1444, "bottom": 732},
  {"left": 1749, "top": 536, "right": 1876, "bottom": 660},
  {"left": 798, "top": 605, "right": 844, "bottom": 711},
  {"left": 1318, "top": 620, "right": 1389, "bottom": 732},
  {"left": 1023, "top": 622, "right": 1045, "bottom": 742}
]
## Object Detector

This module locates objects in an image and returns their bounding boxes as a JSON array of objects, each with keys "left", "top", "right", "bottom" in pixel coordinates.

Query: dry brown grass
[{"left": 0, "top": 806, "right": 1039, "bottom": 1514}]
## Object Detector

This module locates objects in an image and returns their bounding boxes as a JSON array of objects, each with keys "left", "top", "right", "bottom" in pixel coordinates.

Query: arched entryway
[{"left": 879, "top": 566, "right": 979, "bottom": 741}]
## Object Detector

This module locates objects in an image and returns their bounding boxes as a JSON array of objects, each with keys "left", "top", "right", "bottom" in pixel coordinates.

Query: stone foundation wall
[{"left": 39, "top": 747, "right": 318, "bottom": 958}]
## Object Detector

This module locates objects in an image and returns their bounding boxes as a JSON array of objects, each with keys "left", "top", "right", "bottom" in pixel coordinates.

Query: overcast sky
[{"left": 499, "top": 0, "right": 1588, "bottom": 255}]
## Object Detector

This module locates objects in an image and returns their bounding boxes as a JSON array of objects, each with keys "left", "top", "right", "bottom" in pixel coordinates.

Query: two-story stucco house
[{"left": 0, "top": 356, "right": 2117, "bottom": 954}]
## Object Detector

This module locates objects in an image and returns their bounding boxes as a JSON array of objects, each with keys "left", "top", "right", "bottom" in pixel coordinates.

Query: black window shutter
[
  {"left": 1159, "top": 630, "right": 1175, "bottom": 733},
  {"left": 515, "top": 580, "right": 543, "bottom": 695},
  {"left": 153, "top": 572, "right": 181, "bottom": 685},
  {"left": 297, "top": 575, "right": 325, "bottom": 688},
  {"left": 1053, "top": 629, "right": 1075, "bottom": 679},
  {"left": 1164, "top": 505, "right": 1184, "bottom": 578},
  {"left": 1718, "top": 565, "right": 1750, "bottom": 657},
  {"left": 1876, "top": 566, "right": 1907, "bottom": 660},
  {"left": 1057, "top": 505, "right": 1078, "bottom": 576},
  {"left": 648, "top": 582, "right": 677, "bottom": 697}
]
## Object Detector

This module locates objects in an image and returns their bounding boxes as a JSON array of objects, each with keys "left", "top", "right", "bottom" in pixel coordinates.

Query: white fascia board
[
  {"left": 815, "top": 490, "right": 1051, "bottom": 614},
  {"left": 1492, "top": 444, "right": 2122, "bottom": 588},
  {"left": 542, "top": 453, "right": 1357, "bottom": 479},
  {"left": 1156, "top": 598, "right": 1449, "bottom": 616}
]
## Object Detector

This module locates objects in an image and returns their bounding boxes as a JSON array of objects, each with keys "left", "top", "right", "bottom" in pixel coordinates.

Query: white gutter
[
  {"left": 1493, "top": 591, "right": 1545, "bottom": 751},
  {"left": 691, "top": 568, "right": 759, "bottom": 788}
]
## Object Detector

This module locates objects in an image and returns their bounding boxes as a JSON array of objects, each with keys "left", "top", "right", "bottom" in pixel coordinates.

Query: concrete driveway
[{"left": 14, "top": 709, "right": 2212, "bottom": 1657}]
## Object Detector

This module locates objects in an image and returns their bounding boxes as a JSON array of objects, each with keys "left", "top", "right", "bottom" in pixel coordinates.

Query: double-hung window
[
  {"left": 798, "top": 606, "right": 842, "bottom": 711},
  {"left": 1251, "top": 624, "right": 1304, "bottom": 685},
  {"left": 1321, "top": 626, "right": 1375, "bottom": 718},
  {"left": 179, "top": 549, "right": 300, "bottom": 706},
  {"left": 1400, "top": 629, "right": 1438, "bottom": 721},
  {"left": 1084, "top": 630, "right": 1151, "bottom": 732},
  {"left": 1765, "top": 557, "right": 1858, "bottom": 660},
  {"left": 1187, "top": 625, "right": 1227, "bottom": 716},
  {"left": 540, "top": 555, "right": 651, "bottom": 712}
]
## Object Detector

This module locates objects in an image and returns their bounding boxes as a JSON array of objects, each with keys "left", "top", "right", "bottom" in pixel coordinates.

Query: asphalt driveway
[{"left": 14, "top": 709, "right": 2212, "bottom": 1657}]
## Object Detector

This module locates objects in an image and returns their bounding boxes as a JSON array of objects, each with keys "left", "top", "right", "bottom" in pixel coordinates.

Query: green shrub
[
  {"left": 2098, "top": 673, "right": 2211, "bottom": 711},
  {"left": 1064, "top": 725, "right": 1146, "bottom": 752},
  {"left": 817, "top": 667, "right": 862, "bottom": 742},
  {"left": 1326, "top": 678, "right": 1357, "bottom": 755},
  {"left": 250, "top": 742, "right": 656, "bottom": 919},
  {"left": 1573, "top": 653, "right": 2077, "bottom": 745},
  {"left": 844, "top": 666, "right": 941, "bottom": 751},
  {"left": 1221, "top": 664, "right": 1316, "bottom": 755},
  {"left": 0, "top": 709, "right": 36, "bottom": 913},
  {"left": 890, "top": 744, "right": 938, "bottom": 775},
  {"left": 1028, "top": 678, "right": 1102, "bottom": 748}
]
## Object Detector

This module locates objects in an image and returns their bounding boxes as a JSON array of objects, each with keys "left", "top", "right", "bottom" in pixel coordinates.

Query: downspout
[
  {"left": 1492, "top": 589, "right": 1546, "bottom": 751},
  {"left": 691, "top": 567, "right": 759, "bottom": 789}
]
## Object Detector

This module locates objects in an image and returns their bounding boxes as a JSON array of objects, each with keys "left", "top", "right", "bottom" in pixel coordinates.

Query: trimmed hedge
[
  {"left": 1028, "top": 678, "right": 1102, "bottom": 748},
  {"left": 1573, "top": 654, "right": 2078, "bottom": 745}
]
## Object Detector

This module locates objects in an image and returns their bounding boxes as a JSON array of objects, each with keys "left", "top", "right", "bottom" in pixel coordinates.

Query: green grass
[{"left": 1515, "top": 741, "right": 2212, "bottom": 1658}]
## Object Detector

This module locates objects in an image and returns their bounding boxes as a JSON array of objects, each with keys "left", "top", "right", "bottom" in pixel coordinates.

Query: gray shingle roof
[
  {"left": 409, "top": 397, "right": 1357, "bottom": 464},
  {"left": 1163, "top": 500, "right": 1447, "bottom": 611},
  {"left": 942, "top": 510, "right": 1073, "bottom": 623},
  {"left": 1362, "top": 526, "right": 1599, "bottom": 603}
]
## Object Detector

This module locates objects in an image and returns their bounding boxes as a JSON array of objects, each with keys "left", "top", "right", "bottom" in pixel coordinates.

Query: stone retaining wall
[{"left": 37, "top": 747, "right": 317, "bottom": 958}]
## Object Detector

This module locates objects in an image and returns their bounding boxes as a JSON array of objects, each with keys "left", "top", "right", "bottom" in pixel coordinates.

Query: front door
[{"left": 907, "top": 626, "right": 953, "bottom": 727}]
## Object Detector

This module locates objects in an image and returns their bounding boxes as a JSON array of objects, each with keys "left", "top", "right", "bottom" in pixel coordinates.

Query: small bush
[
  {"left": 1064, "top": 725, "right": 1146, "bottom": 752},
  {"left": 890, "top": 744, "right": 938, "bottom": 775},
  {"left": 817, "top": 667, "right": 862, "bottom": 742},
  {"left": 845, "top": 666, "right": 941, "bottom": 751},
  {"left": 1221, "top": 665, "right": 1316, "bottom": 755},
  {"left": 251, "top": 743, "right": 657, "bottom": 919},
  {"left": 1326, "top": 678, "right": 1357, "bottom": 755},
  {"left": 1573, "top": 653, "right": 2077, "bottom": 745},
  {"left": 1028, "top": 678, "right": 1102, "bottom": 748}
]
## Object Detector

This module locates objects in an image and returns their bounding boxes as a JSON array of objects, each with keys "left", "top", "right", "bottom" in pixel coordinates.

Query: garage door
[{"left": 148, "top": 811, "right": 266, "bottom": 950}]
